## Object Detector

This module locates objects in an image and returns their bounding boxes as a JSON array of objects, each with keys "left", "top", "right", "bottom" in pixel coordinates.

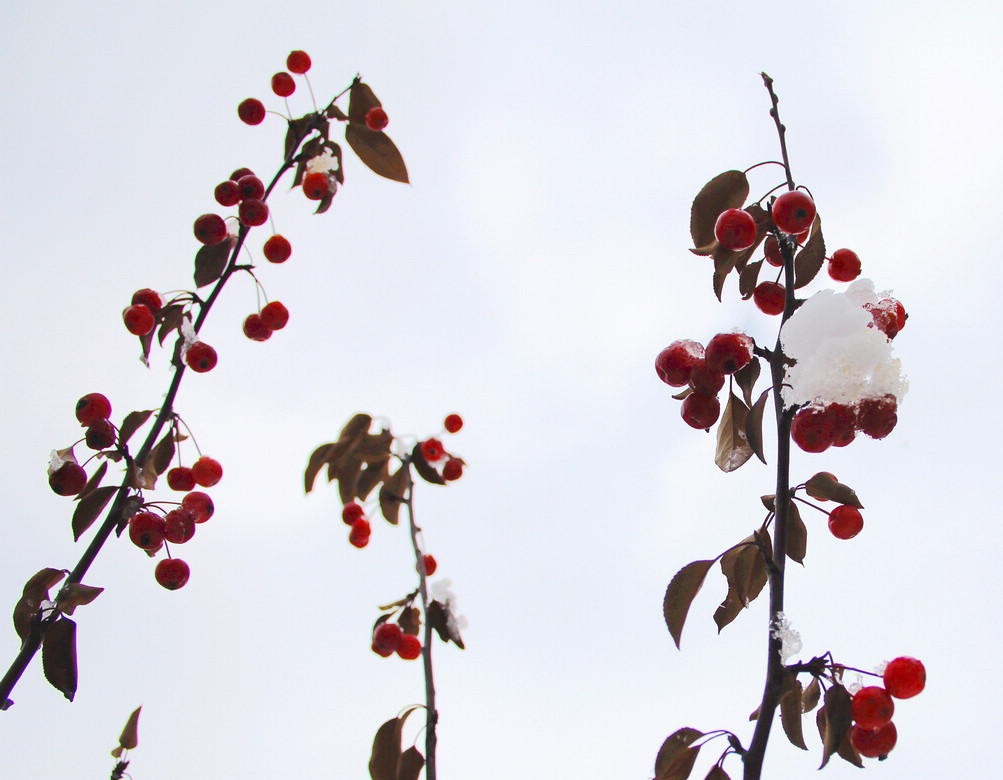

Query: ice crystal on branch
[
  {"left": 780, "top": 279, "right": 907, "bottom": 409},
  {"left": 770, "top": 612, "right": 802, "bottom": 663}
]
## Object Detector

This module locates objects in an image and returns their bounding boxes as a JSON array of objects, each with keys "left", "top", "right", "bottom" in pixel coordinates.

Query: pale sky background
[{"left": 2, "top": 2, "right": 1001, "bottom": 778}]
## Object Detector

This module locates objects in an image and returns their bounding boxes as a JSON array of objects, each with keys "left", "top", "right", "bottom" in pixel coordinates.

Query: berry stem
[
  {"left": 760, "top": 72, "right": 795, "bottom": 192},
  {"left": 403, "top": 460, "right": 438, "bottom": 780}
]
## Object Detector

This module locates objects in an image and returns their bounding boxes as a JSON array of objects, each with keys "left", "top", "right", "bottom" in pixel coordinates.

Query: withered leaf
[
  {"left": 156, "top": 304, "right": 185, "bottom": 346},
  {"left": 411, "top": 443, "right": 445, "bottom": 485},
  {"left": 118, "top": 411, "right": 153, "bottom": 448},
  {"left": 745, "top": 388, "right": 770, "bottom": 465},
  {"left": 379, "top": 466, "right": 410, "bottom": 525},
  {"left": 654, "top": 728, "right": 703, "bottom": 780},
  {"left": 428, "top": 600, "right": 464, "bottom": 648},
  {"left": 785, "top": 499, "right": 807, "bottom": 565},
  {"left": 13, "top": 568, "right": 67, "bottom": 641},
  {"left": 396, "top": 746, "right": 425, "bottom": 780},
  {"left": 663, "top": 560, "right": 714, "bottom": 649},
  {"left": 345, "top": 125, "right": 409, "bottom": 184},
  {"left": 42, "top": 616, "right": 77, "bottom": 701},
  {"left": 304, "top": 442, "right": 339, "bottom": 494},
  {"left": 336, "top": 458, "right": 363, "bottom": 505},
  {"left": 348, "top": 81, "right": 381, "bottom": 123},
  {"left": 733, "top": 356, "right": 761, "bottom": 409},
  {"left": 114, "top": 705, "right": 142, "bottom": 754},
  {"left": 369, "top": 717, "right": 403, "bottom": 780},
  {"left": 55, "top": 583, "right": 104, "bottom": 616},
  {"left": 802, "top": 676, "right": 821, "bottom": 713},
  {"left": 151, "top": 431, "right": 175, "bottom": 477},
  {"left": 779, "top": 672, "right": 807, "bottom": 750},
  {"left": 704, "top": 767, "right": 730, "bottom": 780},
  {"left": 76, "top": 460, "right": 108, "bottom": 501},
  {"left": 398, "top": 605, "right": 421, "bottom": 636},
  {"left": 690, "top": 171, "right": 750, "bottom": 250},
  {"left": 739, "top": 259, "right": 764, "bottom": 300},
  {"left": 72, "top": 486, "right": 117, "bottom": 541},
  {"left": 804, "top": 472, "right": 862, "bottom": 508},
  {"left": 818, "top": 684, "right": 853, "bottom": 769},
  {"left": 714, "top": 535, "right": 769, "bottom": 632},
  {"left": 793, "top": 216, "right": 825, "bottom": 289},
  {"left": 357, "top": 459, "right": 390, "bottom": 502},
  {"left": 284, "top": 114, "right": 320, "bottom": 161},
  {"left": 715, "top": 392, "right": 753, "bottom": 473},
  {"left": 193, "top": 242, "right": 229, "bottom": 288},
  {"left": 328, "top": 104, "right": 348, "bottom": 121}
]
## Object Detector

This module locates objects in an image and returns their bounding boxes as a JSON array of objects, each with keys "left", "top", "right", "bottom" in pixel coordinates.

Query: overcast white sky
[{"left": 3, "top": 2, "right": 1002, "bottom": 778}]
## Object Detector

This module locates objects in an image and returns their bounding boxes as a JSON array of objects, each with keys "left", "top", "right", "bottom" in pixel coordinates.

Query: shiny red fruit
[
  {"left": 302, "top": 172, "right": 329, "bottom": 200},
  {"left": 185, "top": 341, "right": 217, "bottom": 373},
  {"left": 855, "top": 395, "right": 897, "bottom": 439},
  {"left": 764, "top": 235, "right": 785, "bottom": 267},
  {"left": 76, "top": 393, "right": 112, "bottom": 426},
  {"left": 365, "top": 106, "right": 389, "bottom": 131},
  {"left": 85, "top": 419, "right": 117, "bottom": 450},
  {"left": 422, "top": 554, "right": 438, "bottom": 576},
  {"left": 791, "top": 405, "right": 834, "bottom": 453},
  {"left": 883, "top": 657, "right": 925, "bottom": 699},
  {"left": 687, "top": 360, "right": 724, "bottom": 395},
  {"left": 155, "top": 558, "right": 190, "bottom": 590},
  {"left": 260, "top": 301, "right": 289, "bottom": 330},
  {"left": 705, "top": 332, "right": 753, "bottom": 374},
  {"left": 181, "top": 491, "right": 215, "bottom": 523},
  {"left": 655, "top": 340, "right": 704, "bottom": 387},
  {"left": 237, "top": 98, "right": 266, "bottom": 126},
  {"left": 194, "top": 213, "right": 227, "bottom": 245},
  {"left": 263, "top": 234, "right": 291, "bottom": 263},
  {"left": 129, "top": 511, "right": 166, "bottom": 551},
  {"left": 342, "top": 502, "right": 365, "bottom": 526},
  {"left": 851, "top": 722, "right": 897, "bottom": 759},
  {"left": 48, "top": 462, "right": 87, "bottom": 496},
  {"left": 163, "top": 508, "right": 196, "bottom": 544},
  {"left": 772, "top": 190, "right": 816, "bottom": 234},
  {"left": 123, "top": 304, "right": 155, "bottom": 336},
  {"left": 828, "top": 248, "right": 861, "bottom": 282},
  {"left": 396, "top": 634, "right": 422, "bottom": 660},
  {"left": 191, "top": 456, "right": 222, "bottom": 487},
  {"left": 421, "top": 438, "right": 445, "bottom": 462},
  {"left": 131, "top": 288, "right": 162, "bottom": 315},
  {"left": 681, "top": 392, "right": 720, "bottom": 430},
  {"left": 444, "top": 413, "right": 464, "bottom": 433},
  {"left": 238, "top": 198, "right": 268, "bottom": 227},
  {"left": 243, "top": 313, "right": 273, "bottom": 342},
  {"left": 349, "top": 518, "right": 371, "bottom": 548},
  {"left": 214, "top": 179, "right": 241, "bottom": 207},
  {"left": 236, "top": 174, "right": 265, "bottom": 201},
  {"left": 714, "top": 208, "right": 757, "bottom": 251},
  {"left": 271, "top": 72, "right": 295, "bottom": 98},
  {"left": 287, "top": 50, "right": 311, "bottom": 74},
  {"left": 373, "top": 622, "right": 403, "bottom": 654},
  {"left": 443, "top": 458, "right": 463, "bottom": 481},
  {"left": 753, "top": 281, "right": 786, "bottom": 315},
  {"left": 851, "top": 686, "right": 894, "bottom": 730},
  {"left": 167, "top": 466, "right": 196, "bottom": 492},
  {"left": 827, "top": 505, "right": 863, "bottom": 540}
]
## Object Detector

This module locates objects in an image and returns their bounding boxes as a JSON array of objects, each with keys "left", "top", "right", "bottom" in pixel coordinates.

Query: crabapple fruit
[
  {"left": 827, "top": 505, "right": 863, "bottom": 540},
  {"left": 286, "top": 50, "right": 311, "bottom": 74},
  {"left": 342, "top": 502, "right": 365, "bottom": 525},
  {"left": 421, "top": 438, "right": 445, "bottom": 462},
  {"left": 655, "top": 340, "right": 704, "bottom": 387},
  {"left": 714, "top": 208, "right": 757, "bottom": 251},
  {"left": 302, "top": 172, "right": 329, "bottom": 200},
  {"left": 883, "top": 657, "right": 926, "bottom": 699},
  {"left": 131, "top": 288, "right": 162, "bottom": 315},
  {"left": 688, "top": 361, "right": 725, "bottom": 395},
  {"left": 851, "top": 686, "right": 894, "bottom": 730},
  {"left": 129, "top": 511, "right": 166, "bottom": 551},
  {"left": 238, "top": 99, "right": 266, "bottom": 126},
  {"left": 214, "top": 179, "right": 241, "bottom": 207},
  {"left": 855, "top": 395, "right": 898, "bottom": 439},
  {"left": 373, "top": 623, "right": 403, "bottom": 654},
  {"left": 764, "top": 235, "right": 784, "bottom": 267},
  {"left": 191, "top": 456, "right": 222, "bottom": 487},
  {"left": 243, "top": 313, "right": 273, "bottom": 342},
  {"left": 771, "top": 190, "right": 816, "bottom": 235},
  {"left": 791, "top": 405, "right": 834, "bottom": 453},
  {"left": 349, "top": 518, "right": 371, "bottom": 548},
  {"left": 704, "top": 332, "right": 753, "bottom": 375},
  {"left": 753, "top": 281, "right": 785, "bottom": 315},
  {"left": 444, "top": 413, "right": 464, "bottom": 433},
  {"left": 396, "top": 633, "right": 422, "bottom": 660},
  {"left": 48, "top": 462, "right": 87, "bottom": 496},
  {"left": 193, "top": 213, "right": 227, "bottom": 245},
  {"left": 154, "top": 558, "right": 190, "bottom": 590},
  {"left": 271, "top": 72, "right": 295, "bottom": 98},
  {"left": 259, "top": 301, "right": 289, "bottom": 330},
  {"left": 185, "top": 341, "right": 217, "bottom": 373},
  {"left": 828, "top": 248, "right": 861, "bottom": 282},
  {"left": 263, "top": 234, "right": 291, "bottom": 263},
  {"left": 828, "top": 403, "right": 856, "bottom": 448},
  {"left": 442, "top": 458, "right": 463, "bottom": 481},
  {"left": 365, "top": 106, "right": 389, "bottom": 131},
  {"left": 681, "top": 391, "right": 721, "bottom": 430},
  {"left": 123, "top": 304, "right": 155, "bottom": 336},
  {"left": 76, "top": 392, "right": 111, "bottom": 425},
  {"left": 236, "top": 174, "right": 265, "bottom": 201},
  {"left": 422, "top": 554, "right": 438, "bottom": 576},
  {"left": 851, "top": 722, "right": 897, "bottom": 759},
  {"left": 85, "top": 419, "right": 116, "bottom": 450},
  {"left": 181, "top": 491, "right": 214, "bottom": 523},
  {"left": 163, "top": 508, "right": 196, "bottom": 544},
  {"left": 230, "top": 167, "right": 254, "bottom": 182},
  {"left": 238, "top": 198, "right": 268, "bottom": 227},
  {"left": 166, "top": 466, "right": 196, "bottom": 492}
]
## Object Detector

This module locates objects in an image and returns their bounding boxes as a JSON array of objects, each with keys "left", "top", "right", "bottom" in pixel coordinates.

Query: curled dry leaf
[
  {"left": 396, "top": 746, "right": 425, "bottom": 780},
  {"left": 715, "top": 392, "right": 753, "bottom": 473},
  {"left": 13, "top": 568, "right": 67, "bottom": 641},
  {"left": 818, "top": 684, "right": 854, "bottom": 769},
  {"left": 663, "top": 560, "right": 715, "bottom": 649},
  {"left": 379, "top": 466, "right": 410, "bottom": 525},
  {"left": 428, "top": 599, "right": 465, "bottom": 648},
  {"left": 55, "top": 583, "right": 104, "bottom": 616},
  {"left": 118, "top": 410, "right": 153, "bottom": 447},
  {"left": 345, "top": 125, "right": 409, "bottom": 184},
  {"left": 111, "top": 705, "right": 142, "bottom": 757},
  {"left": 745, "top": 388, "right": 771, "bottom": 465},
  {"left": 804, "top": 472, "right": 863, "bottom": 508},
  {"left": 779, "top": 672, "right": 807, "bottom": 750},
  {"left": 785, "top": 499, "right": 807, "bottom": 565},
  {"left": 41, "top": 616, "right": 77, "bottom": 701},
  {"left": 793, "top": 216, "right": 825, "bottom": 289},
  {"left": 72, "top": 485, "right": 117, "bottom": 541}
]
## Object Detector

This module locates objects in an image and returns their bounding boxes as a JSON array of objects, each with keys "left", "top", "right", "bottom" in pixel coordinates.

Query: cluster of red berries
[
  {"left": 655, "top": 333, "right": 755, "bottom": 430},
  {"left": 237, "top": 50, "right": 312, "bottom": 127},
  {"left": 371, "top": 621, "right": 422, "bottom": 660},
  {"left": 47, "top": 393, "right": 117, "bottom": 496},
  {"left": 341, "top": 501, "right": 372, "bottom": 549},
  {"left": 849, "top": 657, "right": 926, "bottom": 759},
  {"left": 714, "top": 190, "right": 817, "bottom": 254},
  {"left": 122, "top": 286, "right": 221, "bottom": 374},
  {"left": 791, "top": 394, "right": 898, "bottom": 453}
]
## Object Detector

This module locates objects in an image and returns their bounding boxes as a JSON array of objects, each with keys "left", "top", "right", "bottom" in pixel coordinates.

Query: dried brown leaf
[
  {"left": 793, "top": 216, "right": 825, "bottom": 289},
  {"left": 663, "top": 560, "right": 714, "bottom": 649},
  {"left": 304, "top": 442, "right": 338, "bottom": 494},
  {"left": 119, "top": 411, "right": 153, "bottom": 448},
  {"left": 690, "top": 171, "right": 750, "bottom": 250},
  {"left": 715, "top": 392, "right": 753, "bottom": 473},
  {"left": 739, "top": 259, "right": 764, "bottom": 300},
  {"left": 654, "top": 728, "right": 703, "bottom": 780},
  {"left": 779, "top": 672, "right": 807, "bottom": 750},
  {"left": 398, "top": 605, "right": 421, "bottom": 636},
  {"left": 42, "top": 616, "right": 77, "bottom": 701},
  {"left": 818, "top": 684, "right": 853, "bottom": 769},
  {"left": 804, "top": 472, "right": 863, "bottom": 508},
  {"left": 345, "top": 125, "right": 409, "bottom": 184},
  {"left": 411, "top": 443, "right": 445, "bottom": 485},
  {"left": 115, "top": 705, "right": 142, "bottom": 752},
  {"left": 348, "top": 81, "right": 382, "bottom": 123},
  {"left": 72, "top": 486, "right": 117, "bottom": 541},
  {"left": 357, "top": 459, "right": 390, "bottom": 501},
  {"left": 336, "top": 458, "right": 363, "bottom": 505},
  {"left": 428, "top": 600, "right": 464, "bottom": 648},
  {"left": 156, "top": 304, "right": 185, "bottom": 346},
  {"left": 745, "top": 388, "right": 770, "bottom": 465},
  {"left": 802, "top": 676, "right": 821, "bottom": 713},
  {"left": 733, "top": 356, "right": 761, "bottom": 409},
  {"left": 151, "top": 431, "right": 175, "bottom": 476},
  {"left": 284, "top": 114, "right": 319, "bottom": 160},
  {"left": 369, "top": 717, "right": 403, "bottom": 780},
  {"left": 13, "top": 568, "right": 67, "bottom": 641},
  {"left": 77, "top": 460, "right": 108, "bottom": 500},
  {"left": 396, "top": 746, "right": 424, "bottom": 780},
  {"left": 379, "top": 466, "right": 410, "bottom": 525},
  {"left": 704, "top": 767, "right": 730, "bottom": 780},
  {"left": 785, "top": 499, "right": 807, "bottom": 565},
  {"left": 55, "top": 583, "right": 104, "bottom": 616},
  {"left": 193, "top": 242, "right": 229, "bottom": 288}
]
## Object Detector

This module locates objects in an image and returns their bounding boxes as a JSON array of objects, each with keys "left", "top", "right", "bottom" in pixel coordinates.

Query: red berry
[
  {"left": 230, "top": 167, "right": 255, "bottom": 182},
  {"left": 154, "top": 558, "right": 190, "bottom": 590},
  {"left": 371, "top": 641, "right": 394, "bottom": 658},
  {"left": 194, "top": 213, "right": 227, "bottom": 246},
  {"left": 349, "top": 518, "right": 371, "bottom": 548},
  {"left": 243, "top": 313, "right": 273, "bottom": 342},
  {"left": 442, "top": 458, "right": 463, "bottom": 481},
  {"left": 181, "top": 491, "right": 215, "bottom": 523},
  {"left": 365, "top": 106, "right": 389, "bottom": 131},
  {"left": 655, "top": 340, "right": 704, "bottom": 387},
  {"left": 85, "top": 419, "right": 117, "bottom": 451},
  {"left": 687, "top": 360, "right": 725, "bottom": 395},
  {"left": 855, "top": 395, "right": 897, "bottom": 439},
  {"left": 828, "top": 248, "right": 861, "bottom": 282},
  {"left": 163, "top": 508, "right": 196, "bottom": 544},
  {"left": 681, "top": 392, "right": 721, "bottom": 430},
  {"left": 302, "top": 172, "right": 329, "bottom": 200},
  {"left": 259, "top": 301, "right": 289, "bottom": 330},
  {"left": 48, "top": 462, "right": 87, "bottom": 496},
  {"left": 827, "top": 505, "right": 863, "bottom": 540},
  {"left": 271, "top": 72, "right": 296, "bottom": 98},
  {"left": 421, "top": 554, "right": 438, "bottom": 576},
  {"left": 714, "top": 208, "right": 757, "bottom": 251},
  {"left": 851, "top": 686, "right": 894, "bottom": 731},
  {"left": 791, "top": 405, "right": 835, "bottom": 453},
  {"left": 131, "top": 288, "right": 162, "bottom": 315},
  {"left": 705, "top": 332, "right": 754, "bottom": 375},
  {"left": 238, "top": 198, "right": 268, "bottom": 227},
  {"left": 123, "top": 304, "right": 155, "bottom": 336},
  {"left": 75, "top": 393, "right": 112, "bottom": 426},
  {"left": 342, "top": 502, "right": 365, "bottom": 526},
  {"left": 883, "top": 657, "right": 925, "bottom": 699},
  {"left": 263, "top": 234, "right": 291, "bottom": 263},
  {"left": 373, "top": 622, "right": 403, "bottom": 654},
  {"left": 287, "top": 50, "right": 311, "bottom": 74},
  {"left": 238, "top": 98, "right": 266, "bottom": 126},
  {"left": 185, "top": 341, "right": 217, "bottom": 373},
  {"left": 166, "top": 466, "right": 196, "bottom": 492},
  {"left": 214, "top": 179, "right": 241, "bottom": 207},
  {"left": 753, "top": 281, "right": 786, "bottom": 316},
  {"left": 396, "top": 633, "right": 422, "bottom": 660},
  {"left": 191, "top": 456, "right": 222, "bottom": 487},
  {"left": 444, "top": 413, "right": 464, "bottom": 433},
  {"left": 421, "top": 438, "right": 445, "bottom": 462},
  {"left": 851, "top": 722, "right": 897, "bottom": 759},
  {"left": 128, "top": 511, "right": 166, "bottom": 551},
  {"left": 764, "top": 235, "right": 785, "bottom": 267},
  {"left": 772, "top": 190, "right": 816, "bottom": 235},
  {"left": 236, "top": 174, "right": 265, "bottom": 201}
]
